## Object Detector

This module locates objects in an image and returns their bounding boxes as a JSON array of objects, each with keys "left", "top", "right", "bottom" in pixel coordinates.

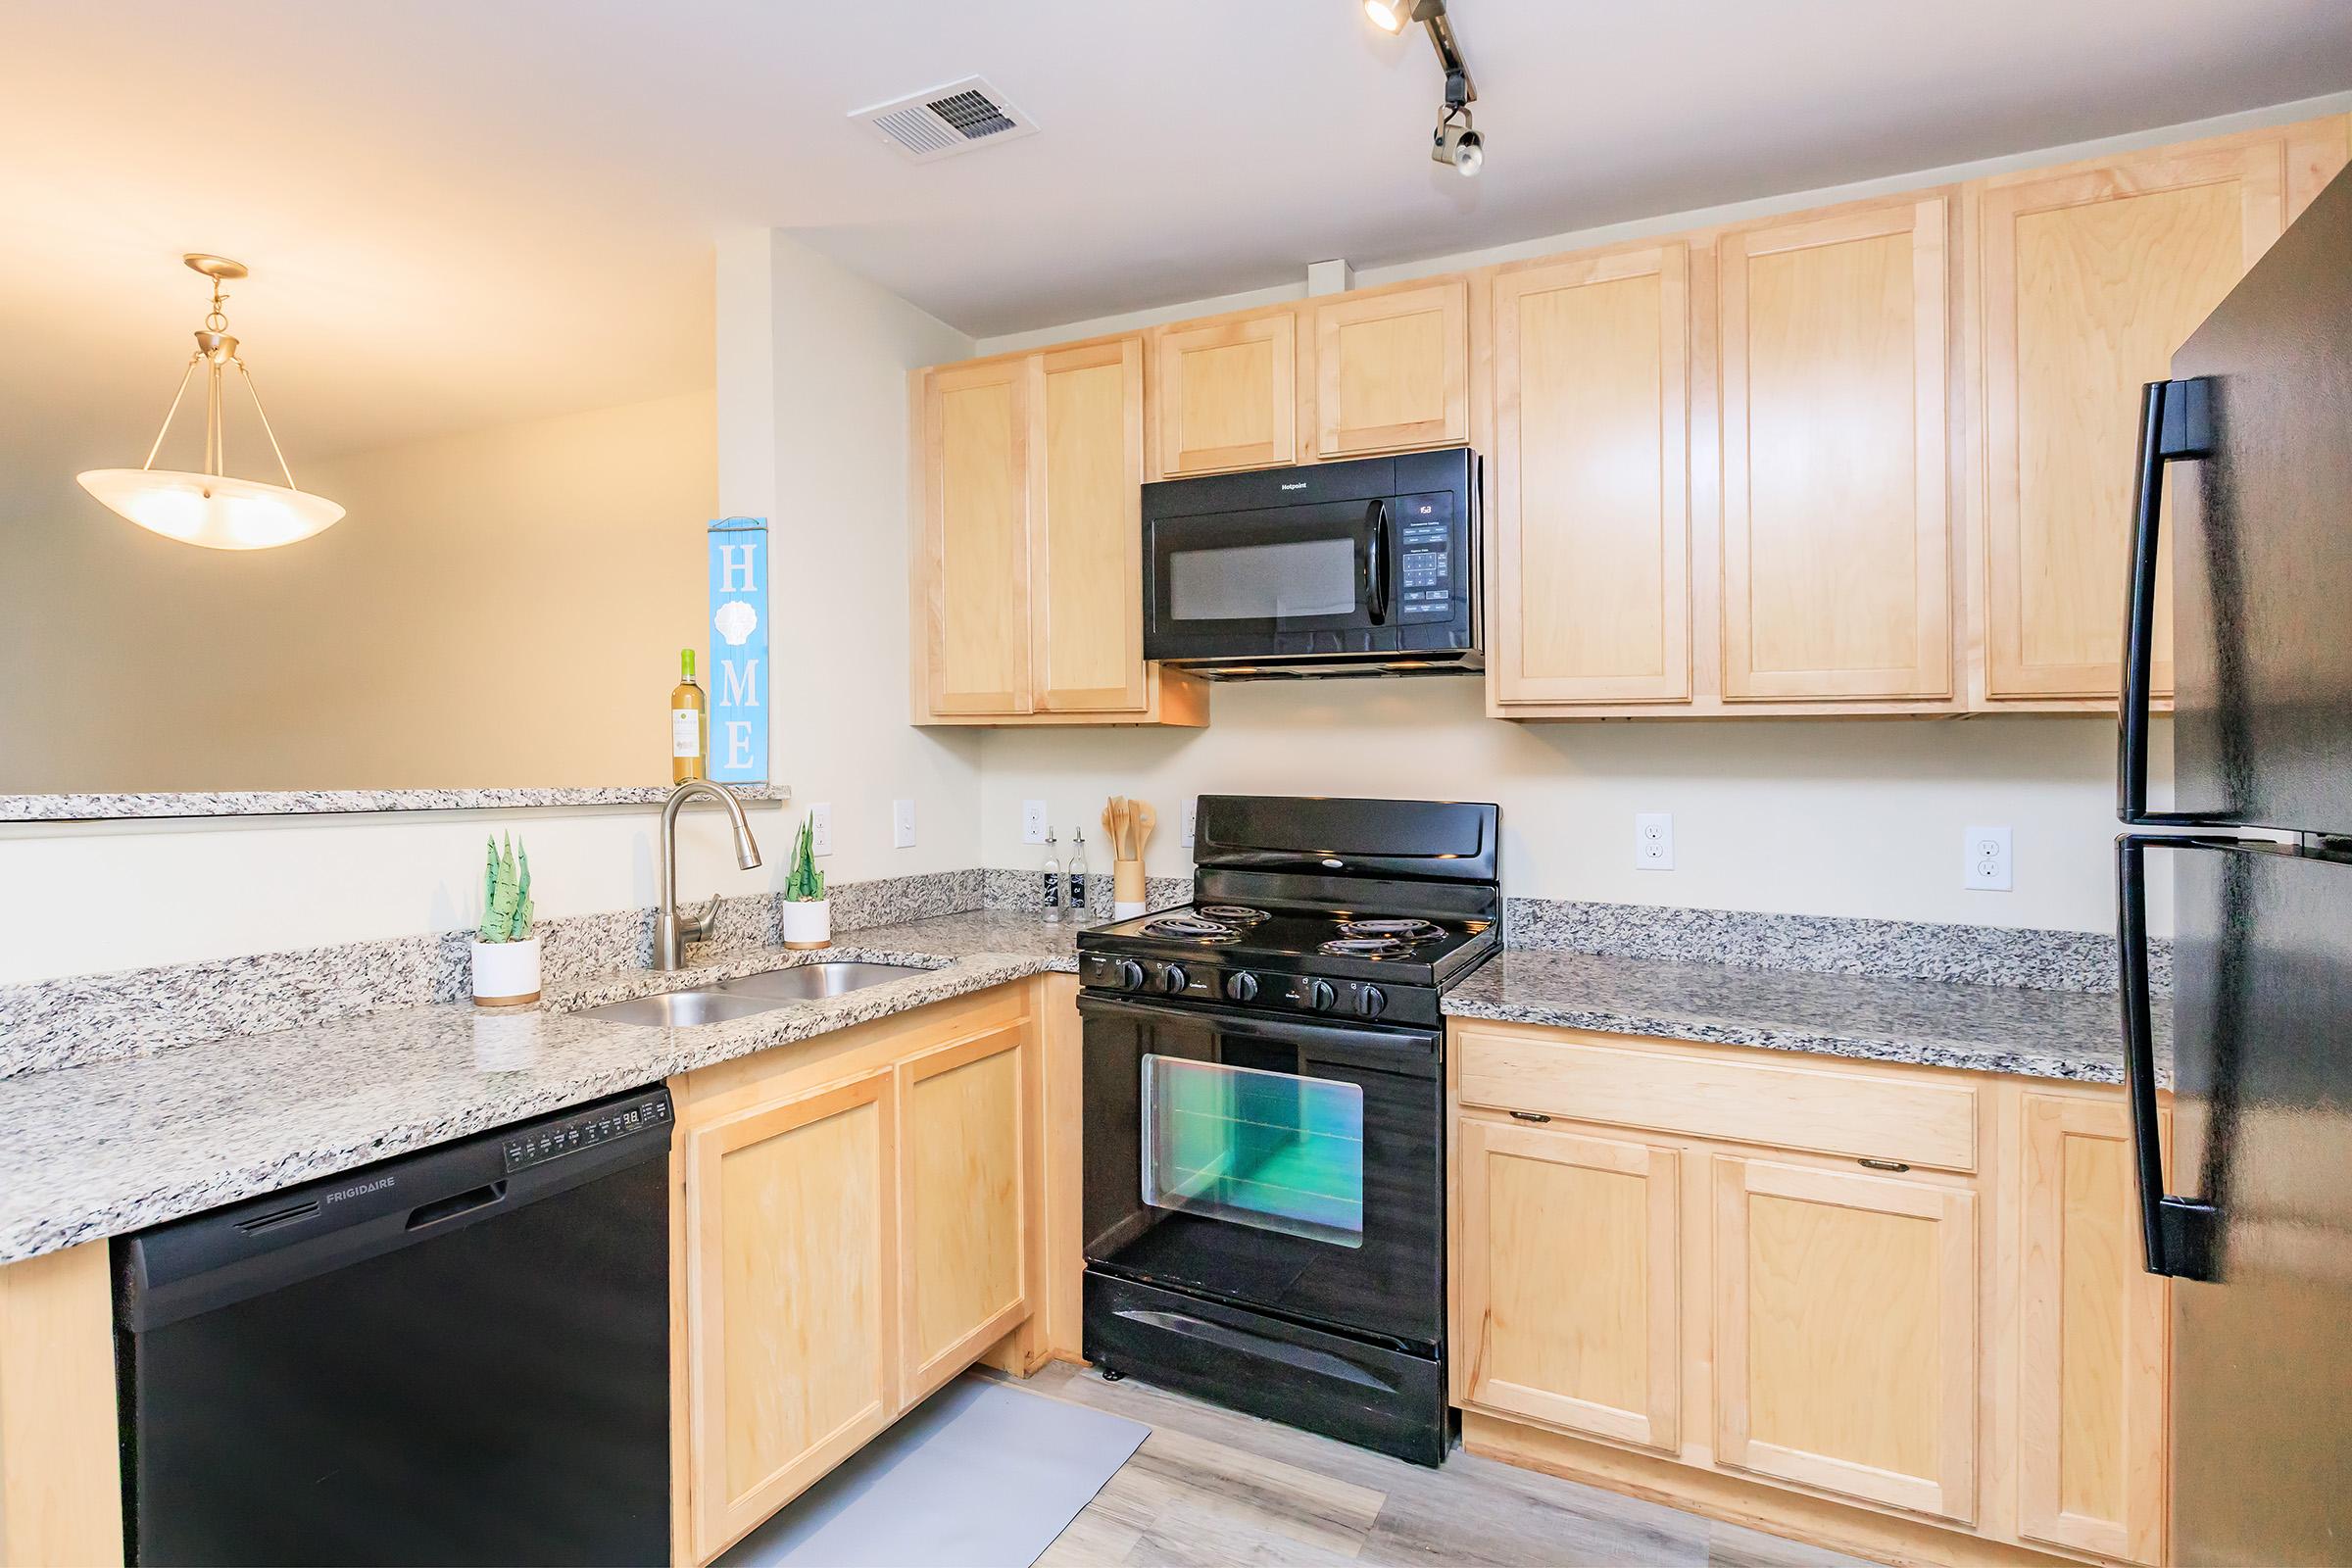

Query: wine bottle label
[{"left": 672, "top": 709, "right": 700, "bottom": 758}]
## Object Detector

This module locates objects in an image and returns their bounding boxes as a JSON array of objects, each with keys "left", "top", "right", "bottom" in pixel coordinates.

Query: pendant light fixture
[{"left": 77, "top": 254, "right": 344, "bottom": 551}]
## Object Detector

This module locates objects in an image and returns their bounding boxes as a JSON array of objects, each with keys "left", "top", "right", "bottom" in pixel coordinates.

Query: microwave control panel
[{"left": 1395, "top": 493, "right": 1454, "bottom": 621}]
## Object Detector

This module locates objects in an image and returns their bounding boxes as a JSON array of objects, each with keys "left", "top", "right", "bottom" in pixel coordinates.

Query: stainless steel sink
[
  {"left": 575, "top": 988, "right": 791, "bottom": 1028},
  {"left": 721, "top": 962, "right": 930, "bottom": 1001}
]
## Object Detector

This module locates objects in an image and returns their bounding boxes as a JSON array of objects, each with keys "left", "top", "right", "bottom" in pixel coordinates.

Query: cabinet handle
[
  {"left": 1507, "top": 1110, "right": 1552, "bottom": 1124},
  {"left": 1856, "top": 1157, "right": 1911, "bottom": 1173}
]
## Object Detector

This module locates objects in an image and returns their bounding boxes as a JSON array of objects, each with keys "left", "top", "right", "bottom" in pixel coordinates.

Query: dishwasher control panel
[{"left": 503, "top": 1091, "right": 670, "bottom": 1174}]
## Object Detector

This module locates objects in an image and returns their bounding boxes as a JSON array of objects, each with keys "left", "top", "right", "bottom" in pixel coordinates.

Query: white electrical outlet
[
  {"left": 1635, "top": 812, "right": 1674, "bottom": 870},
  {"left": 1182, "top": 801, "right": 1198, "bottom": 850},
  {"left": 892, "top": 799, "right": 916, "bottom": 849},
  {"left": 1021, "top": 800, "right": 1048, "bottom": 846},
  {"left": 1964, "top": 824, "right": 2012, "bottom": 891},
  {"left": 808, "top": 802, "right": 832, "bottom": 858}
]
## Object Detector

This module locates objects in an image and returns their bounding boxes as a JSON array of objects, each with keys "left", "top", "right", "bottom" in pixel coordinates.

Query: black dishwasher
[{"left": 117, "top": 1085, "right": 673, "bottom": 1567}]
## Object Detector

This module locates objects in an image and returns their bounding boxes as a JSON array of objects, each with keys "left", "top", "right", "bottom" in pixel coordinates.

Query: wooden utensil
[{"left": 1132, "top": 802, "right": 1156, "bottom": 858}]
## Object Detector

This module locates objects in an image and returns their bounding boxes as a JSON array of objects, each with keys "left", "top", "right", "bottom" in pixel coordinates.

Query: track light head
[
  {"left": 1432, "top": 109, "right": 1483, "bottom": 176},
  {"left": 1363, "top": 0, "right": 1445, "bottom": 31}
]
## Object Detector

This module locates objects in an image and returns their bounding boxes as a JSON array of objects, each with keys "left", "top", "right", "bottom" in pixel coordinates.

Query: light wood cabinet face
[
  {"left": 2017, "top": 1094, "right": 2169, "bottom": 1565},
  {"left": 923, "top": 361, "right": 1033, "bottom": 713},
  {"left": 900, "top": 1022, "right": 1032, "bottom": 1401},
  {"left": 1978, "top": 123, "right": 2346, "bottom": 700},
  {"left": 1714, "top": 1155, "right": 1977, "bottom": 1521},
  {"left": 1457, "top": 1118, "right": 1681, "bottom": 1451},
  {"left": 1034, "top": 340, "right": 1147, "bottom": 711},
  {"left": 1492, "top": 247, "right": 1692, "bottom": 706},
  {"left": 1720, "top": 198, "right": 1951, "bottom": 701},
  {"left": 1154, "top": 313, "right": 1297, "bottom": 475},
  {"left": 686, "top": 1070, "right": 897, "bottom": 1559},
  {"left": 1312, "top": 281, "right": 1469, "bottom": 458}
]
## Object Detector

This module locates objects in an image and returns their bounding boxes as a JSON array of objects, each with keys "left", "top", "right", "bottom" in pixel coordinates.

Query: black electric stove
[{"left": 1076, "top": 795, "right": 1498, "bottom": 1466}]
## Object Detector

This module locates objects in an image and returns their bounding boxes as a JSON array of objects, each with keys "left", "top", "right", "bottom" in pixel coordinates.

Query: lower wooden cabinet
[
  {"left": 1712, "top": 1155, "right": 1977, "bottom": 1522},
  {"left": 1450, "top": 1020, "right": 2172, "bottom": 1567},
  {"left": 2016, "top": 1092, "right": 2169, "bottom": 1564},
  {"left": 682, "top": 1070, "right": 899, "bottom": 1558},
  {"left": 898, "top": 1021, "right": 1033, "bottom": 1404},
  {"left": 672, "top": 985, "right": 1044, "bottom": 1565},
  {"left": 1454, "top": 1117, "right": 1681, "bottom": 1451}
]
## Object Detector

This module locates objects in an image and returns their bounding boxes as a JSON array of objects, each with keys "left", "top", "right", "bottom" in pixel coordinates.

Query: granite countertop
[
  {"left": 1444, "top": 947, "right": 2162, "bottom": 1086},
  {"left": 0, "top": 910, "right": 1083, "bottom": 1265}
]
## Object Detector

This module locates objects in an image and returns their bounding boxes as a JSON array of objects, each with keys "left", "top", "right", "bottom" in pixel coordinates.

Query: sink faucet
[{"left": 654, "top": 779, "right": 762, "bottom": 970}]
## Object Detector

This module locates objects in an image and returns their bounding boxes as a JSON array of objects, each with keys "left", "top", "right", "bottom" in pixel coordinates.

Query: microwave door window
[{"left": 1167, "top": 537, "right": 1360, "bottom": 622}]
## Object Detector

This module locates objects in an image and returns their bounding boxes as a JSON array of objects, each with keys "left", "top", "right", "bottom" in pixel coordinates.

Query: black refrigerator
[{"left": 2117, "top": 160, "right": 2352, "bottom": 1566}]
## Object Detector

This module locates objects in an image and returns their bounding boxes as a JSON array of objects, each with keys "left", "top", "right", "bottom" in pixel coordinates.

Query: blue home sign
[{"left": 706, "top": 517, "right": 769, "bottom": 784}]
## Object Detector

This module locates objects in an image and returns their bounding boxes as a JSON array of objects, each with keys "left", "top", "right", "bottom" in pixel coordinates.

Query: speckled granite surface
[
  {"left": 0, "top": 784, "right": 791, "bottom": 822},
  {"left": 1446, "top": 947, "right": 2156, "bottom": 1086},
  {"left": 981, "top": 867, "right": 1192, "bottom": 920},
  {"left": 1503, "top": 897, "right": 2162, "bottom": 994},
  {"left": 0, "top": 867, "right": 995, "bottom": 1079},
  {"left": 0, "top": 910, "right": 1087, "bottom": 1265}
]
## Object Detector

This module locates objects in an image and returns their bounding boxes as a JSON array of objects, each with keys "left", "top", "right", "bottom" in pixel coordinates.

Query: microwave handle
[{"left": 1364, "top": 500, "right": 1391, "bottom": 625}]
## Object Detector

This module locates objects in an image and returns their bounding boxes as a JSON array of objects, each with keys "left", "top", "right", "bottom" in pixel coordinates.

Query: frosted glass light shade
[{"left": 76, "top": 468, "right": 345, "bottom": 551}]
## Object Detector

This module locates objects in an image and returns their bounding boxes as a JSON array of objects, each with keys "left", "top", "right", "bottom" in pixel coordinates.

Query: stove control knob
[
  {"left": 1157, "top": 963, "right": 1190, "bottom": 995},
  {"left": 1356, "top": 985, "right": 1387, "bottom": 1018},
  {"left": 1223, "top": 971, "right": 1259, "bottom": 1003},
  {"left": 1113, "top": 959, "right": 1146, "bottom": 992},
  {"left": 1303, "top": 979, "right": 1337, "bottom": 1012}
]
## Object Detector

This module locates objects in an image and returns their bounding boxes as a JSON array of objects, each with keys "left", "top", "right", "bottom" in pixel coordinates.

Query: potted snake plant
[
  {"left": 470, "top": 833, "right": 541, "bottom": 1004},
  {"left": 779, "top": 814, "right": 829, "bottom": 950}
]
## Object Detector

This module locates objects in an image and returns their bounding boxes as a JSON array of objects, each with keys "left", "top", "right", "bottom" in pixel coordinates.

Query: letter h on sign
[{"left": 706, "top": 517, "right": 768, "bottom": 784}]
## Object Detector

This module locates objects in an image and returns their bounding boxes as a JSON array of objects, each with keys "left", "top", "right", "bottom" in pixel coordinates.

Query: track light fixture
[{"left": 1363, "top": 0, "right": 1483, "bottom": 176}]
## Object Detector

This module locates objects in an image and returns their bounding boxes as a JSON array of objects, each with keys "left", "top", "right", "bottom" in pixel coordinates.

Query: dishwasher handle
[{"left": 120, "top": 1084, "right": 672, "bottom": 1333}]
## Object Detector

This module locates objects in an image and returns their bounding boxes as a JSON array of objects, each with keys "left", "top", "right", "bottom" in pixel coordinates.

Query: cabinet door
[
  {"left": 1720, "top": 197, "right": 1951, "bottom": 701},
  {"left": 1979, "top": 120, "right": 2348, "bottom": 701},
  {"left": 1714, "top": 1155, "right": 1977, "bottom": 1521},
  {"left": 1456, "top": 1117, "right": 1681, "bottom": 1451},
  {"left": 2017, "top": 1094, "right": 2169, "bottom": 1565},
  {"left": 685, "top": 1070, "right": 898, "bottom": 1561},
  {"left": 1154, "top": 312, "right": 1297, "bottom": 475},
  {"left": 1311, "top": 280, "right": 1469, "bottom": 458},
  {"left": 1033, "top": 339, "right": 1148, "bottom": 712},
  {"left": 923, "top": 359, "right": 1033, "bottom": 714},
  {"left": 1492, "top": 246, "right": 1692, "bottom": 706},
  {"left": 899, "top": 1020, "right": 1033, "bottom": 1402}
]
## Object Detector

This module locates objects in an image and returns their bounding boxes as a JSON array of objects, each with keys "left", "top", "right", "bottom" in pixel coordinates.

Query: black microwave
[{"left": 1141, "top": 448, "right": 1482, "bottom": 678}]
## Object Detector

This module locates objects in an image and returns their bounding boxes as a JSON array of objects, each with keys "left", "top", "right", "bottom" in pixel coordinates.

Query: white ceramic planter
[
  {"left": 781, "top": 899, "right": 831, "bottom": 951},
  {"left": 470, "top": 936, "right": 542, "bottom": 1006}
]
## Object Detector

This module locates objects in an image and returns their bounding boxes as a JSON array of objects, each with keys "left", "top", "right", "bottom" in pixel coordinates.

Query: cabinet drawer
[{"left": 1454, "top": 1024, "right": 1977, "bottom": 1172}]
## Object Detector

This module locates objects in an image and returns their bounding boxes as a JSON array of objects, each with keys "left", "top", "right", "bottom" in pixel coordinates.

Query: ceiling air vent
[{"left": 851, "top": 76, "right": 1038, "bottom": 165}]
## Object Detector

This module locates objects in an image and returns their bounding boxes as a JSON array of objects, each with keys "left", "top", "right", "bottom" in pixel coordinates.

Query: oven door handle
[
  {"left": 1077, "top": 992, "right": 1439, "bottom": 1064},
  {"left": 1363, "top": 500, "right": 1392, "bottom": 625}
]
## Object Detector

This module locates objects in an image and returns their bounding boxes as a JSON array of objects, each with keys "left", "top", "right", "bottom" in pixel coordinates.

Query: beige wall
[{"left": 0, "top": 388, "right": 714, "bottom": 793}]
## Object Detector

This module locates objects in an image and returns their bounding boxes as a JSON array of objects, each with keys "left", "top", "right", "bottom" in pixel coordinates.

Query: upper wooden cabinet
[
  {"left": 1719, "top": 197, "right": 1952, "bottom": 702},
  {"left": 2016, "top": 1092, "right": 2169, "bottom": 1566},
  {"left": 913, "top": 338, "right": 1204, "bottom": 727},
  {"left": 1152, "top": 311, "right": 1297, "bottom": 475},
  {"left": 921, "top": 359, "right": 1031, "bottom": 715},
  {"left": 1491, "top": 246, "right": 1692, "bottom": 707},
  {"left": 1976, "top": 117, "right": 2350, "bottom": 702},
  {"left": 1310, "top": 280, "right": 1470, "bottom": 458}
]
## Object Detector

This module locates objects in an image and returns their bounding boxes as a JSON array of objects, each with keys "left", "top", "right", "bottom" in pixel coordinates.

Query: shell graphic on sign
[{"left": 713, "top": 599, "right": 759, "bottom": 647}]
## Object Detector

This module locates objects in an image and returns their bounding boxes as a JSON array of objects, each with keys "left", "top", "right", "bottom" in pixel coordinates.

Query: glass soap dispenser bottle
[
  {"left": 1068, "top": 828, "right": 1090, "bottom": 925},
  {"left": 1041, "top": 830, "right": 1062, "bottom": 924}
]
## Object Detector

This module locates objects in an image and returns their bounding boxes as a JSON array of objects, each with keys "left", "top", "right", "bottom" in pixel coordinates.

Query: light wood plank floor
[{"left": 997, "top": 1362, "right": 1875, "bottom": 1568}]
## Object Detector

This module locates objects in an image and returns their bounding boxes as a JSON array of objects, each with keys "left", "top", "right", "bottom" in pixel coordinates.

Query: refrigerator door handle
[
  {"left": 2119, "top": 376, "right": 2216, "bottom": 827},
  {"left": 2116, "top": 832, "right": 2222, "bottom": 1281}
]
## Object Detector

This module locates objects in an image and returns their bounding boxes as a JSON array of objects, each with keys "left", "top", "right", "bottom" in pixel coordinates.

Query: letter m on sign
[{"left": 706, "top": 517, "right": 769, "bottom": 784}]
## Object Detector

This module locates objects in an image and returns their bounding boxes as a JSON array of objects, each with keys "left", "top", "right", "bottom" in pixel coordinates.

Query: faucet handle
[{"left": 679, "top": 894, "right": 721, "bottom": 941}]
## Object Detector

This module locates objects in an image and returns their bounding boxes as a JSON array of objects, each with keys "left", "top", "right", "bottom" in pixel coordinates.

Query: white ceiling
[{"left": 3, "top": 1, "right": 2347, "bottom": 462}]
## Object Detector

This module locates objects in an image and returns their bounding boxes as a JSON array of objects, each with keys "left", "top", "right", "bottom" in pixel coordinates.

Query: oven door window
[{"left": 1140, "top": 1054, "right": 1364, "bottom": 1249}]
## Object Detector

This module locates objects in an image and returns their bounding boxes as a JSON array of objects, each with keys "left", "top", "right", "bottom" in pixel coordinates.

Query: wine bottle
[{"left": 671, "top": 648, "right": 707, "bottom": 783}]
